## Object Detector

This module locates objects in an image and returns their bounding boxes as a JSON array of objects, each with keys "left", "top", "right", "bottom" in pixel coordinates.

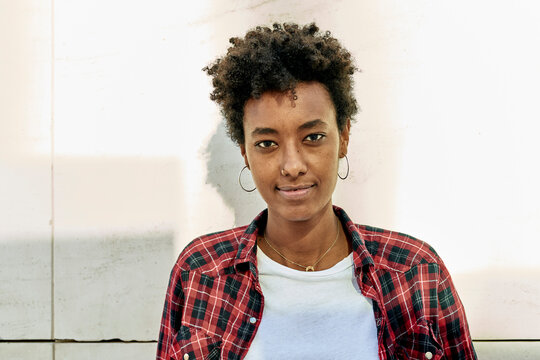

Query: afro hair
[{"left": 204, "top": 22, "right": 358, "bottom": 145}]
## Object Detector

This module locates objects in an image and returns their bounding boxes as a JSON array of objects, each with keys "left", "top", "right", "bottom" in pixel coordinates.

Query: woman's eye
[
  {"left": 305, "top": 133, "right": 325, "bottom": 142},
  {"left": 255, "top": 140, "right": 277, "bottom": 148}
]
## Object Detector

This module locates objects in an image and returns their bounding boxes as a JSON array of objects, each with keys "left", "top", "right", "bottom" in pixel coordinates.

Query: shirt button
[
  {"left": 249, "top": 317, "right": 257, "bottom": 324},
  {"left": 425, "top": 351, "right": 433, "bottom": 359},
  {"left": 183, "top": 354, "right": 189, "bottom": 360}
]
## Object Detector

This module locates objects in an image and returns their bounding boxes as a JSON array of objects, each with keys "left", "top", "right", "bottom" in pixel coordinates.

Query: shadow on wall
[
  {"left": 51, "top": 156, "right": 181, "bottom": 340},
  {"left": 0, "top": 155, "right": 180, "bottom": 341},
  {"left": 203, "top": 121, "right": 266, "bottom": 227},
  {"left": 0, "top": 237, "right": 52, "bottom": 340},
  {"left": 54, "top": 229, "right": 174, "bottom": 341}
]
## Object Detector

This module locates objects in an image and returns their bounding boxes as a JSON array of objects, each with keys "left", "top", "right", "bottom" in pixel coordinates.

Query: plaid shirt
[{"left": 157, "top": 206, "right": 476, "bottom": 360}]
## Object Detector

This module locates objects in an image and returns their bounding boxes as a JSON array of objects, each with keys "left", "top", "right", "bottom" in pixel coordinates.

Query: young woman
[{"left": 157, "top": 23, "right": 476, "bottom": 360}]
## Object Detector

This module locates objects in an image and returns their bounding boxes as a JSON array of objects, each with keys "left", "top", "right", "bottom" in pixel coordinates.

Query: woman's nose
[{"left": 280, "top": 143, "right": 307, "bottom": 178}]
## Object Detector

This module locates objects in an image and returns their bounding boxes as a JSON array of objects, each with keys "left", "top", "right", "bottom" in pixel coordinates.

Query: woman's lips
[{"left": 276, "top": 184, "right": 315, "bottom": 200}]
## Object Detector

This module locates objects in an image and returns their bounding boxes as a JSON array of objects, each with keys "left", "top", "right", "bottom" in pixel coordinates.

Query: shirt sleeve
[
  {"left": 436, "top": 260, "right": 477, "bottom": 359},
  {"left": 156, "top": 262, "right": 185, "bottom": 360}
]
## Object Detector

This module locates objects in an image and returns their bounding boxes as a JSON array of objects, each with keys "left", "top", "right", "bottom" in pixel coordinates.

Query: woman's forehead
[{"left": 243, "top": 82, "right": 337, "bottom": 132}]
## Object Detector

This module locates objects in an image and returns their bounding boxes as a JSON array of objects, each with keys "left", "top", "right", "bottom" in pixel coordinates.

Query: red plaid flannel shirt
[{"left": 157, "top": 206, "right": 476, "bottom": 360}]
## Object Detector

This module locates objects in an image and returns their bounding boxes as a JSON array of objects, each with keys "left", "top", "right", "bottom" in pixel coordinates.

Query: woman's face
[{"left": 241, "top": 81, "right": 350, "bottom": 223}]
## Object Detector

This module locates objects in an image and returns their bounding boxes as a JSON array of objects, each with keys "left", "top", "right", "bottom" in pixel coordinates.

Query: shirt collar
[
  {"left": 233, "top": 210, "right": 266, "bottom": 277},
  {"left": 233, "top": 206, "right": 375, "bottom": 277},
  {"left": 332, "top": 206, "right": 376, "bottom": 275}
]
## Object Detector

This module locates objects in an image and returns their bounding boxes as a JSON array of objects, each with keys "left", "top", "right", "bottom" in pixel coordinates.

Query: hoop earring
[
  {"left": 238, "top": 166, "right": 257, "bottom": 192},
  {"left": 338, "top": 154, "right": 349, "bottom": 180}
]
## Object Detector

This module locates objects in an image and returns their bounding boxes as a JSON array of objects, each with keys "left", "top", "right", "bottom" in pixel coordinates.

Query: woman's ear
[
  {"left": 240, "top": 144, "right": 250, "bottom": 168},
  {"left": 339, "top": 118, "right": 351, "bottom": 157}
]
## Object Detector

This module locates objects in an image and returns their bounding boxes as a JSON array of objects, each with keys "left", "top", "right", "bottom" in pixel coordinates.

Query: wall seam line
[{"left": 50, "top": 0, "right": 56, "bottom": 358}]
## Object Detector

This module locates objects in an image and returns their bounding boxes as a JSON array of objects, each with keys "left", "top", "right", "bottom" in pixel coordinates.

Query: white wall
[{"left": 1, "top": 0, "right": 539, "bottom": 358}]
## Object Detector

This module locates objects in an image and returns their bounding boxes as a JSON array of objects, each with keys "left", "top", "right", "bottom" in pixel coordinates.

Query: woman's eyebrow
[
  {"left": 251, "top": 127, "right": 278, "bottom": 136},
  {"left": 298, "top": 119, "right": 327, "bottom": 130}
]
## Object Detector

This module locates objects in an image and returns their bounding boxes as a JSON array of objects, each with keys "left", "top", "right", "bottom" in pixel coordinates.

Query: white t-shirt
[{"left": 244, "top": 248, "right": 379, "bottom": 360}]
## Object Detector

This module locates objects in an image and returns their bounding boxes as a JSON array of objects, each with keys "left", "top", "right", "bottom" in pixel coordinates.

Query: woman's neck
[{"left": 261, "top": 204, "right": 349, "bottom": 271}]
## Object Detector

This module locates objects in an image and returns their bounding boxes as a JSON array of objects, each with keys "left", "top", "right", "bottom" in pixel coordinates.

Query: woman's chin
[{"left": 267, "top": 201, "right": 333, "bottom": 224}]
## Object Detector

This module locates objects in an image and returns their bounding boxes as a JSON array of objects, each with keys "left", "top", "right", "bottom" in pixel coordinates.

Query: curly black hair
[{"left": 204, "top": 22, "right": 358, "bottom": 145}]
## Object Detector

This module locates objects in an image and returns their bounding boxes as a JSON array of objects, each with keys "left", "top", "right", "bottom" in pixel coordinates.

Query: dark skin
[{"left": 241, "top": 81, "right": 352, "bottom": 271}]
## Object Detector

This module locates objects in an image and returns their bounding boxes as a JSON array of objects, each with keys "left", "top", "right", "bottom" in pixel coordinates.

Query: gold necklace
[{"left": 263, "top": 217, "right": 340, "bottom": 271}]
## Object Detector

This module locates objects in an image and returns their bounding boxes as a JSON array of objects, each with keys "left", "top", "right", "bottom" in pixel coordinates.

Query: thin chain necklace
[{"left": 263, "top": 217, "right": 340, "bottom": 272}]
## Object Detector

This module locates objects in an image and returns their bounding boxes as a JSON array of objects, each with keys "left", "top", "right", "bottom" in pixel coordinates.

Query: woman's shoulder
[
  {"left": 173, "top": 225, "right": 252, "bottom": 274},
  {"left": 355, "top": 224, "right": 442, "bottom": 271}
]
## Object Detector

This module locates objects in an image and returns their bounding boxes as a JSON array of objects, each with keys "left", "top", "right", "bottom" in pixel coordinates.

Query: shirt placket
[
  {"left": 233, "top": 263, "right": 264, "bottom": 360},
  {"left": 355, "top": 267, "right": 390, "bottom": 360}
]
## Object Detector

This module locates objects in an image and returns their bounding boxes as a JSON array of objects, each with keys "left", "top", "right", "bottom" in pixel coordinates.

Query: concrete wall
[{"left": 1, "top": 0, "right": 539, "bottom": 358}]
